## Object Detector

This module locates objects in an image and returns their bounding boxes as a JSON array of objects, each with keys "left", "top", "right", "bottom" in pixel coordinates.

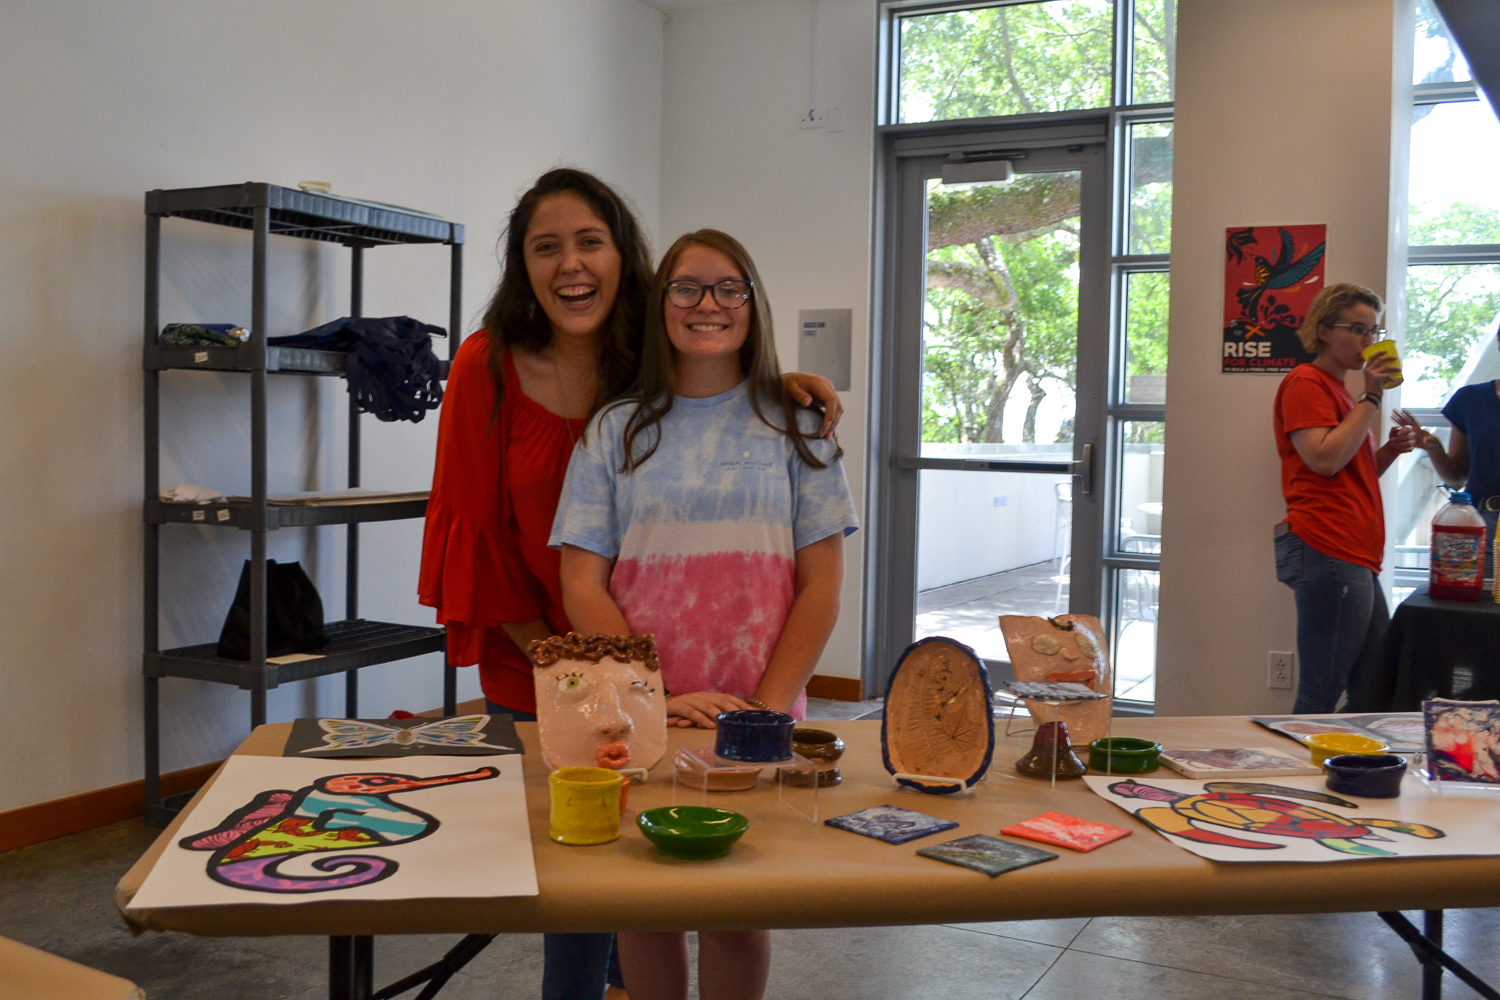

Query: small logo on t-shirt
[{"left": 721, "top": 448, "right": 773, "bottom": 472}]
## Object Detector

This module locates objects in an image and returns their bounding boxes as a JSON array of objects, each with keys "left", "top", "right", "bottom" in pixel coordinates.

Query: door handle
[{"left": 1070, "top": 442, "right": 1093, "bottom": 495}]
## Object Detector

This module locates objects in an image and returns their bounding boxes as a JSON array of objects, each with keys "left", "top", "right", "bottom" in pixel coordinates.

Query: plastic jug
[{"left": 1430, "top": 491, "right": 1486, "bottom": 601}]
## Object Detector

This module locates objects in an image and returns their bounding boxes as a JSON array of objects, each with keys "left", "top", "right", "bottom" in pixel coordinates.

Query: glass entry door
[{"left": 870, "top": 124, "right": 1109, "bottom": 682}]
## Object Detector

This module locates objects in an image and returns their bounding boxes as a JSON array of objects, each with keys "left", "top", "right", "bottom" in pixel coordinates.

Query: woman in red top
[
  {"left": 1272, "top": 283, "right": 1412, "bottom": 713},
  {"left": 418, "top": 168, "right": 840, "bottom": 1000}
]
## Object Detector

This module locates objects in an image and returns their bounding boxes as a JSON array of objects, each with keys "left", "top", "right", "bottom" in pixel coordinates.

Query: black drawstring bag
[
  {"left": 216, "top": 560, "right": 329, "bottom": 661},
  {"left": 268, "top": 316, "right": 445, "bottom": 423}
]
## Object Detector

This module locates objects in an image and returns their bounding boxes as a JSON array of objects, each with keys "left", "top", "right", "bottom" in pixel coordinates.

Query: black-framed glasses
[
  {"left": 1324, "top": 322, "right": 1386, "bottom": 338},
  {"left": 663, "top": 278, "right": 754, "bottom": 309}
]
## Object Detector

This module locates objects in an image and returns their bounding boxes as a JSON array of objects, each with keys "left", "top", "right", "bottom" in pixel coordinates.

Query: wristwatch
[{"left": 1358, "top": 392, "right": 1383, "bottom": 408}]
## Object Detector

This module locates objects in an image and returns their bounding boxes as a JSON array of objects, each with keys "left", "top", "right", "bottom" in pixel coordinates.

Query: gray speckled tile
[
  {"left": 764, "top": 925, "right": 1059, "bottom": 1000},
  {"left": 943, "top": 918, "right": 1092, "bottom": 948},
  {"left": 1023, "top": 949, "right": 1351, "bottom": 1000},
  {"left": 1069, "top": 912, "right": 1448, "bottom": 1000}
]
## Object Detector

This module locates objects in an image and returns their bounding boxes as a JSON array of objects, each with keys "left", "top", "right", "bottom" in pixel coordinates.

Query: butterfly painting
[{"left": 284, "top": 715, "right": 521, "bottom": 758}]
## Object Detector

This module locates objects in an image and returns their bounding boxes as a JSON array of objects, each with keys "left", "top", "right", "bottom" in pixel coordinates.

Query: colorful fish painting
[
  {"left": 1107, "top": 779, "right": 1444, "bottom": 857},
  {"left": 179, "top": 766, "right": 499, "bottom": 892}
]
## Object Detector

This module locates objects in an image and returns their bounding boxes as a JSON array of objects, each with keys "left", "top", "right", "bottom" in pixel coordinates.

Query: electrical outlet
[{"left": 1267, "top": 651, "right": 1294, "bottom": 690}]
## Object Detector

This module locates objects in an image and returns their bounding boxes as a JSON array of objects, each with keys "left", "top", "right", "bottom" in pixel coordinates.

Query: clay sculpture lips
[{"left": 596, "top": 741, "right": 631, "bottom": 769}]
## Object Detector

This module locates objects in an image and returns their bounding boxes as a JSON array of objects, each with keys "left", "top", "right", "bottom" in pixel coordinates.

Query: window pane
[
  {"left": 1410, "top": 102, "right": 1500, "bottom": 237},
  {"left": 922, "top": 172, "right": 1079, "bottom": 457},
  {"left": 915, "top": 470, "right": 1073, "bottom": 663},
  {"left": 1127, "top": 120, "right": 1173, "bottom": 254},
  {"left": 1124, "top": 271, "right": 1169, "bottom": 403},
  {"left": 1413, "top": 0, "right": 1471, "bottom": 85},
  {"left": 1402, "top": 264, "right": 1500, "bottom": 408},
  {"left": 1113, "top": 568, "right": 1158, "bottom": 701},
  {"left": 1117, "top": 421, "right": 1164, "bottom": 553},
  {"left": 1130, "top": 0, "right": 1177, "bottom": 104},
  {"left": 897, "top": 1, "right": 1113, "bottom": 124}
]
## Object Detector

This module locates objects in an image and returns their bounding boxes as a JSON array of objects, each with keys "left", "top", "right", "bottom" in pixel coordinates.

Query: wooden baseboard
[
  {"left": 806, "top": 674, "right": 864, "bottom": 702},
  {"left": 0, "top": 761, "right": 223, "bottom": 853}
]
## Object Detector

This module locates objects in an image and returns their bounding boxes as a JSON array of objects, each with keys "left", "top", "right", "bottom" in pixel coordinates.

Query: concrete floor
[{"left": 6, "top": 804, "right": 1500, "bottom": 998}]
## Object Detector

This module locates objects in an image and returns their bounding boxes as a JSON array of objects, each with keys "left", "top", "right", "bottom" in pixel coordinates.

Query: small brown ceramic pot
[
  {"left": 1015, "top": 721, "right": 1088, "bottom": 780},
  {"left": 785, "top": 727, "right": 845, "bottom": 787}
]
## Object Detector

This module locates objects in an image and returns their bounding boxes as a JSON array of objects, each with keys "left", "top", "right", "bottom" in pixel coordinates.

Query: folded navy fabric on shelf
[{"left": 269, "top": 316, "right": 445, "bottom": 423}]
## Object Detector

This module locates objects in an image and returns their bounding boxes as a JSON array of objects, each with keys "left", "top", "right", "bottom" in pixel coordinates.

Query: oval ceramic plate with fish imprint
[{"left": 881, "top": 636, "right": 995, "bottom": 794}]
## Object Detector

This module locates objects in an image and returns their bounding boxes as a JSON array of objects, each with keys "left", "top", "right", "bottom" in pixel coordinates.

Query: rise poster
[{"left": 1222, "top": 224, "right": 1325, "bottom": 374}]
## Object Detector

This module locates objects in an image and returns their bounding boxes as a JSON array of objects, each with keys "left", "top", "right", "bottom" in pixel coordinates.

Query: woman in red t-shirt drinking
[{"left": 1273, "top": 283, "right": 1414, "bottom": 713}]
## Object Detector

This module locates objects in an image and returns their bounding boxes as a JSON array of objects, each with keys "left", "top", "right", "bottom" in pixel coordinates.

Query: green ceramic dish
[
  {"left": 637, "top": 806, "right": 750, "bottom": 859},
  {"left": 1087, "top": 737, "right": 1162, "bottom": 773}
]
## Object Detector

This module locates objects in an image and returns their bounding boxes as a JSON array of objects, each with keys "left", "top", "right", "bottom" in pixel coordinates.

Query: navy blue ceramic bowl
[
  {"left": 714, "top": 710, "right": 795, "bottom": 763},
  {"left": 1324, "top": 753, "right": 1407, "bottom": 798}
]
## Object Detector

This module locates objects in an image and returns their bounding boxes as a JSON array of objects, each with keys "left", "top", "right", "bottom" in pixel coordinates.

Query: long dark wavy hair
[
  {"left": 616, "top": 229, "right": 838, "bottom": 472},
  {"left": 481, "top": 168, "right": 653, "bottom": 412}
]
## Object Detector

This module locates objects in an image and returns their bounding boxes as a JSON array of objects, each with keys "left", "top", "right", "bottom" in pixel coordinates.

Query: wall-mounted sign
[{"left": 1222, "top": 224, "right": 1325, "bottom": 374}]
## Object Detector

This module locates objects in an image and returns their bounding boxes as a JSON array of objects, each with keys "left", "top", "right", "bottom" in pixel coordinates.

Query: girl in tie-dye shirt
[
  {"left": 552, "top": 229, "right": 858, "bottom": 729},
  {"left": 552, "top": 228, "right": 857, "bottom": 1000}
]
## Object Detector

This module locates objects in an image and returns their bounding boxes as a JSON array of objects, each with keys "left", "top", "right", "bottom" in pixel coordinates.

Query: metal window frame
[{"left": 870, "top": 0, "right": 1177, "bottom": 702}]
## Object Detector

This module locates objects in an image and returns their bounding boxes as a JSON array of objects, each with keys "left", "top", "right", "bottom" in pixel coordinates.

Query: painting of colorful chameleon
[
  {"left": 1107, "top": 779, "right": 1445, "bottom": 857},
  {"left": 179, "top": 765, "right": 499, "bottom": 893}
]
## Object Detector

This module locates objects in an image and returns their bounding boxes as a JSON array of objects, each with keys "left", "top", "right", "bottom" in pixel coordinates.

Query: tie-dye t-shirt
[{"left": 550, "top": 380, "right": 859, "bottom": 719}]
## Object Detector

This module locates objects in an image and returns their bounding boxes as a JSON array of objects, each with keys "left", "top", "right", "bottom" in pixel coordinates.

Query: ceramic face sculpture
[
  {"left": 530, "top": 633, "right": 668, "bottom": 772},
  {"left": 1000, "top": 614, "right": 1113, "bottom": 746}
]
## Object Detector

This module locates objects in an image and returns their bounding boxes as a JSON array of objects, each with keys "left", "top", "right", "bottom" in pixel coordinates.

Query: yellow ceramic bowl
[{"left": 1306, "top": 733, "right": 1388, "bottom": 766}]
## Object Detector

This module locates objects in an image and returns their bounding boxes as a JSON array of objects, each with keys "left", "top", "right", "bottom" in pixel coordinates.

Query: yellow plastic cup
[
  {"left": 548, "top": 766, "right": 627, "bottom": 845},
  {"left": 1306, "top": 733, "right": 1388, "bottom": 766},
  {"left": 1361, "top": 339, "right": 1403, "bottom": 387}
]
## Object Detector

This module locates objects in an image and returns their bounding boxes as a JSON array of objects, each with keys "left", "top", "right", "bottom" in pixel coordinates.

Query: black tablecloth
[{"left": 1353, "top": 585, "right": 1500, "bottom": 710}]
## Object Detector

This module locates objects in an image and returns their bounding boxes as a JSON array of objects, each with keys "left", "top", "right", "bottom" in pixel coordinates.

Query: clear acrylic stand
[{"left": 671, "top": 746, "right": 820, "bottom": 821}]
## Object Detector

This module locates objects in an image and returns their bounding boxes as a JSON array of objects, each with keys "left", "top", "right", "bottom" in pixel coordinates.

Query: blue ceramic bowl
[
  {"left": 1324, "top": 753, "right": 1407, "bottom": 798},
  {"left": 637, "top": 806, "right": 749, "bottom": 859},
  {"left": 715, "top": 709, "right": 795, "bottom": 763}
]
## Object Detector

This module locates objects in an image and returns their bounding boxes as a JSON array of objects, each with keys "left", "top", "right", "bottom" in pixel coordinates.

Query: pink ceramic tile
[{"left": 1001, "top": 811, "right": 1132, "bottom": 852}]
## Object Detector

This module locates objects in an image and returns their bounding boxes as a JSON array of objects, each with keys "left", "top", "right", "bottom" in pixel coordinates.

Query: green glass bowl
[
  {"left": 637, "top": 806, "right": 750, "bottom": 859},
  {"left": 1087, "top": 737, "right": 1162, "bottom": 773}
]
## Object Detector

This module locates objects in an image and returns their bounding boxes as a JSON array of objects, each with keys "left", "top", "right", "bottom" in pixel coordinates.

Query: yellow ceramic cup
[
  {"left": 1306, "top": 733, "right": 1389, "bottom": 766},
  {"left": 1361, "top": 339, "right": 1403, "bottom": 387},
  {"left": 549, "top": 767, "right": 626, "bottom": 845}
]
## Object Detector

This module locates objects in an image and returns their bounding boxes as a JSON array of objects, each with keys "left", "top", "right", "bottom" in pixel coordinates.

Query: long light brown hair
[{"left": 614, "top": 229, "right": 837, "bottom": 472}]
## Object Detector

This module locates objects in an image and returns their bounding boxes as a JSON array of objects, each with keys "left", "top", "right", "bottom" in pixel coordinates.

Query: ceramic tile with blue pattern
[
  {"left": 823, "top": 804, "right": 959, "bottom": 844},
  {"left": 917, "top": 834, "right": 1059, "bottom": 877}
]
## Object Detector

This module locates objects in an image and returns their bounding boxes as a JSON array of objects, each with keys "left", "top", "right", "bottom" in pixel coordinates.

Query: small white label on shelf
[
  {"left": 191, "top": 509, "right": 205, "bottom": 521},
  {"left": 216, "top": 509, "right": 230, "bottom": 522},
  {"left": 194, "top": 351, "right": 208, "bottom": 363}
]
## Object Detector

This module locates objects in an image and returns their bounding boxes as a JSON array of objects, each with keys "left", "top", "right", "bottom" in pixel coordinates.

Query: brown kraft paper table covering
[{"left": 116, "top": 717, "right": 1500, "bottom": 937}]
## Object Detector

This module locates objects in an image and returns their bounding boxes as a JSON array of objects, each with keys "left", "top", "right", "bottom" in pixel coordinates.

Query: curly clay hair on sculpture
[{"left": 528, "top": 632, "right": 660, "bottom": 672}]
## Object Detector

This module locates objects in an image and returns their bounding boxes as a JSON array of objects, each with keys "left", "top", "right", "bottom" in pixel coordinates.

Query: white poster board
[
  {"left": 130, "top": 755, "right": 537, "bottom": 909},
  {"left": 1086, "top": 773, "right": 1500, "bottom": 863}
]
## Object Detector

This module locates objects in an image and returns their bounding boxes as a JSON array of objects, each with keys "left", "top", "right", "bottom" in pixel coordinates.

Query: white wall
[
  {"left": 658, "top": 0, "right": 876, "bottom": 683},
  {"left": 0, "top": 1, "right": 664, "bottom": 812},
  {"left": 916, "top": 471, "right": 1067, "bottom": 590},
  {"left": 1154, "top": 0, "right": 1413, "bottom": 717}
]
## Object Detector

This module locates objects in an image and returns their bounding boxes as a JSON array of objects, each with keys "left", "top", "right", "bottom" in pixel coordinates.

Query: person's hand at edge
[
  {"left": 666, "top": 691, "right": 754, "bottom": 729},
  {"left": 782, "top": 372, "right": 844, "bottom": 439}
]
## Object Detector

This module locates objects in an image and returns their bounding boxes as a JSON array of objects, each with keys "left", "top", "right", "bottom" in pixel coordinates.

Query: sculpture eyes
[
  {"left": 631, "top": 679, "right": 657, "bottom": 695},
  {"left": 557, "top": 672, "right": 592, "bottom": 693}
]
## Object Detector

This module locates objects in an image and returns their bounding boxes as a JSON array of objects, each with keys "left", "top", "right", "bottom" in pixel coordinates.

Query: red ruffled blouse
[{"left": 419, "top": 330, "right": 584, "bottom": 712}]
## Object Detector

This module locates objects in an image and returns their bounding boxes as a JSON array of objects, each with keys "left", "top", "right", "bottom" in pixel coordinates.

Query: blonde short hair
[{"left": 1297, "top": 283, "right": 1384, "bottom": 354}]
